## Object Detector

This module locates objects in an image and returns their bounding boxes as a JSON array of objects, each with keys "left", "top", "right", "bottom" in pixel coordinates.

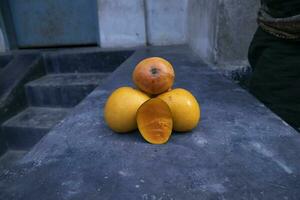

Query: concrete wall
[
  {"left": 188, "top": 0, "right": 259, "bottom": 67},
  {"left": 98, "top": 0, "right": 146, "bottom": 48},
  {"left": 0, "top": 0, "right": 259, "bottom": 65},
  {"left": 97, "top": 0, "right": 188, "bottom": 48},
  {"left": 216, "top": 0, "right": 260, "bottom": 66},
  {"left": 146, "top": 0, "right": 188, "bottom": 46},
  {"left": 188, "top": 0, "right": 218, "bottom": 62}
]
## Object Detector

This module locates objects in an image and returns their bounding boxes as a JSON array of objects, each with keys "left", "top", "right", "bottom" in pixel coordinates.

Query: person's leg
[
  {"left": 248, "top": 28, "right": 269, "bottom": 70},
  {"left": 249, "top": 28, "right": 300, "bottom": 128}
]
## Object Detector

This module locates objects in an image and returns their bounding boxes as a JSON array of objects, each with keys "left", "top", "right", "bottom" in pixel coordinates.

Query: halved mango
[{"left": 137, "top": 98, "right": 173, "bottom": 144}]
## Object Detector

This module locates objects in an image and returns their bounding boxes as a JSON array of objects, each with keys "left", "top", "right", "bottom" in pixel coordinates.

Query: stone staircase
[
  {"left": 0, "top": 49, "right": 133, "bottom": 169},
  {"left": 1, "top": 70, "right": 109, "bottom": 150}
]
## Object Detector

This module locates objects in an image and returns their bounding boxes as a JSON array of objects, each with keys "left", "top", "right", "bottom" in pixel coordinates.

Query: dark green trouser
[{"left": 248, "top": 27, "right": 300, "bottom": 128}]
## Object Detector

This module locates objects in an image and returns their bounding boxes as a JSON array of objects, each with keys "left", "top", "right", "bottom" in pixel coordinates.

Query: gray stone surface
[
  {"left": 3, "top": 107, "right": 69, "bottom": 129},
  {"left": 0, "top": 55, "right": 39, "bottom": 99},
  {"left": 1, "top": 49, "right": 131, "bottom": 156},
  {"left": 27, "top": 73, "right": 109, "bottom": 87},
  {"left": 0, "top": 54, "right": 12, "bottom": 69},
  {"left": 146, "top": 0, "right": 188, "bottom": 46},
  {"left": 98, "top": 0, "right": 146, "bottom": 48},
  {"left": 0, "top": 150, "right": 26, "bottom": 172},
  {"left": 0, "top": 54, "right": 44, "bottom": 125},
  {"left": 0, "top": 46, "right": 299, "bottom": 199},
  {"left": 216, "top": 0, "right": 260, "bottom": 66},
  {"left": 188, "top": 0, "right": 218, "bottom": 62},
  {"left": 2, "top": 107, "right": 69, "bottom": 149},
  {"left": 25, "top": 73, "right": 109, "bottom": 107},
  {"left": 188, "top": 0, "right": 259, "bottom": 66},
  {"left": 44, "top": 49, "right": 134, "bottom": 73}
]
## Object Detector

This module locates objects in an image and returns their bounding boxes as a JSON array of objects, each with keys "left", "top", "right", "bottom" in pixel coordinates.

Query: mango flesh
[
  {"left": 137, "top": 98, "right": 173, "bottom": 144},
  {"left": 158, "top": 88, "right": 200, "bottom": 132},
  {"left": 104, "top": 87, "right": 150, "bottom": 133}
]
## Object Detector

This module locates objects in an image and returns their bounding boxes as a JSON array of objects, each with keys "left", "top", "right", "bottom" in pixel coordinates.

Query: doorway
[{"left": 1, "top": 0, "right": 99, "bottom": 49}]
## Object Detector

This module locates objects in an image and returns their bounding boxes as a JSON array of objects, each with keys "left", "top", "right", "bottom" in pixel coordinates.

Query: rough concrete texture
[
  {"left": 2, "top": 107, "right": 69, "bottom": 149},
  {"left": 216, "top": 0, "right": 260, "bottom": 66},
  {"left": 0, "top": 28, "right": 5, "bottom": 52},
  {"left": 188, "top": 0, "right": 259, "bottom": 66},
  {"left": 1, "top": 49, "right": 132, "bottom": 155},
  {"left": 0, "top": 46, "right": 300, "bottom": 199},
  {"left": 98, "top": 0, "right": 146, "bottom": 48},
  {"left": 9, "top": 0, "right": 99, "bottom": 47},
  {"left": 0, "top": 54, "right": 41, "bottom": 155},
  {"left": 0, "top": 55, "right": 42, "bottom": 100},
  {"left": 0, "top": 55, "right": 45, "bottom": 125},
  {"left": 146, "top": 0, "right": 188, "bottom": 45},
  {"left": 0, "top": 126, "right": 7, "bottom": 155},
  {"left": 1, "top": 0, "right": 259, "bottom": 67},
  {"left": 188, "top": 0, "right": 218, "bottom": 62},
  {"left": 0, "top": 150, "right": 26, "bottom": 172},
  {"left": 0, "top": 54, "right": 13, "bottom": 69},
  {"left": 25, "top": 73, "right": 109, "bottom": 107},
  {"left": 44, "top": 49, "right": 133, "bottom": 73}
]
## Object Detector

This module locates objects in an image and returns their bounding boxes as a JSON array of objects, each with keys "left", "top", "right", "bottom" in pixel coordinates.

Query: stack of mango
[{"left": 104, "top": 57, "right": 200, "bottom": 144}]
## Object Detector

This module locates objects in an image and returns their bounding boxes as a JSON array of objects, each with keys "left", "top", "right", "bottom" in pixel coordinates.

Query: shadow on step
[{"left": 0, "top": 49, "right": 134, "bottom": 169}]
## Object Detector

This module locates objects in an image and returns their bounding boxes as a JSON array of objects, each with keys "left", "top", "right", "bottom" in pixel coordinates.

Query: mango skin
[
  {"left": 133, "top": 57, "right": 175, "bottom": 95},
  {"left": 158, "top": 88, "right": 200, "bottom": 132},
  {"left": 104, "top": 87, "right": 150, "bottom": 133}
]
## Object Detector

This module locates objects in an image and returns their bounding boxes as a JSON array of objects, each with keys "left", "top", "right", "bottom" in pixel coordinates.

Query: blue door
[{"left": 9, "top": 0, "right": 99, "bottom": 48}]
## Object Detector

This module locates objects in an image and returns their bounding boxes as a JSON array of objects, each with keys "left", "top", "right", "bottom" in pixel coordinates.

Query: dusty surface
[{"left": 0, "top": 46, "right": 299, "bottom": 200}]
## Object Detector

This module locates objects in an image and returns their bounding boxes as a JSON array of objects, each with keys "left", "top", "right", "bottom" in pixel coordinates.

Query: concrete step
[
  {"left": 0, "top": 150, "right": 27, "bottom": 172},
  {"left": 25, "top": 73, "right": 109, "bottom": 107},
  {"left": 0, "top": 54, "right": 13, "bottom": 69},
  {"left": 1, "top": 107, "right": 69, "bottom": 150},
  {"left": 44, "top": 50, "right": 133, "bottom": 73}
]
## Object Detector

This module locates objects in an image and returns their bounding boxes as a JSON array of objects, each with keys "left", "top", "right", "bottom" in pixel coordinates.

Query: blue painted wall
[{"left": 9, "top": 0, "right": 99, "bottom": 48}]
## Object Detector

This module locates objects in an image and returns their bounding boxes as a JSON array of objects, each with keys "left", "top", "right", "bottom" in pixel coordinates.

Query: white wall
[
  {"left": 146, "top": 0, "right": 188, "bottom": 46},
  {"left": 98, "top": 0, "right": 146, "bottom": 48},
  {"left": 97, "top": 0, "right": 258, "bottom": 66},
  {"left": 97, "top": 0, "right": 188, "bottom": 48},
  {"left": 188, "top": 0, "right": 218, "bottom": 62}
]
